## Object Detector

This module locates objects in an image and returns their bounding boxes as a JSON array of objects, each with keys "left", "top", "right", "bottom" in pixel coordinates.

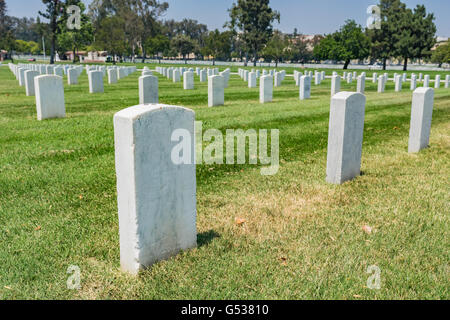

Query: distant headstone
[
  {"left": 434, "top": 75, "right": 440, "bottom": 89},
  {"left": 184, "top": 71, "right": 194, "bottom": 90},
  {"left": 199, "top": 70, "right": 207, "bottom": 82},
  {"left": 173, "top": 69, "right": 181, "bottom": 83},
  {"left": 208, "top": 75, "right": 224, "bottom": 107},
  {"left": 408, "top": 87, "right": 434, "bottom": 153},
  {"left": 88, "top": 71, "right": 104, "bottom": 93},
  {"left": 395, "top": 74, "right": 402, "bottom": 92},
  {"left": 108, "top": 68, "right": 118, "bottom": 84},
  {"left": 25, "top": 70, "right": 39, "bottom": 96},
  {"left": 260, "top": 75, "right": 273, "bottom": 103},
  {"left": 372, "top": 73, "right": 377, "bottom": 83},
  {"left": 248, "top": 72, "right": 257, "bottom": 88},
  {"left": 326, "top": 92, "right": 366, "bottom": 184},
  {"left": 423, "top": 75, "right": 430, "bottom": 88},
  {"left": 331, "top": 75, "right": 341, "bottom": 96},
  {"left": 357, "top": 74, "right": 365, "bottom": 94},
  {"left": 113, "top": 104, "right": 196, "bottom": 275},
  {"left": 139, "top": 75, "right": 159, "bottom": 104},
  {"left": 34, "top": 75, "right": 65, "bottom": 120},
  {"left": 410, "top": 74, "right": 417, "bottom": 91},
  {"left": 445, "top": 75, "right": 450, "bottom": 88},
  {"left": 299, "top": 75, "right": 311, "bottom": 100}
]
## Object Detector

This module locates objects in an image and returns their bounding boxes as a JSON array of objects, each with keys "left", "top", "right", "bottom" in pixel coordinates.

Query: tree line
[{"left": 0, "top": 0, "right": 448, "bottom": 70}]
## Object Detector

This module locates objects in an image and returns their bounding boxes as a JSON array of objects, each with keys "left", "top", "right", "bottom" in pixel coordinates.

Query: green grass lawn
[{"left": 0, "top": 62, "right": 449, "bottom": 300}]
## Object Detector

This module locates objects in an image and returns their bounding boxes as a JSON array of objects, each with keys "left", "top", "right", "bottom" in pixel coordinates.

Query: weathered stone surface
[
  {"left": 260, "top": 75, "right": 273, "bottom": 103},
  {"left": 357, "top": 74, "right": 365, "bottom": 94},
  {"left": 424, "top": 75, "right": 430, "bottom": 88},
  {"left": 114, "top": 104, "right": 197, "bottom": 275},
  {"left": 434, "top": 75, "right": 440, "bottom": 89},
  {"left": 183, "top": 71, "right": 194, "bottom": 90},
  {"left": 395, "top": 74, "right": 402, "bottom": 92},
  {"left": 34, "top": 75, "right": 65, "bottom": 120},
  {"left": 326, "top": 92, "right": 366, "bottom": 185},
  {"left": 88, "top": 71, "right": 104, "bottom": 93},
  {"left": 108, "top": 68, "right": 118, "bottom": 84},
  {"left": 410, "top": 74, "right": 417, "bottom": 91},
  {"left": 208, "top": 75, "right": 224, "bottom": 107},
  {"left": 25, "top": 70, "right": 39, "bottom": 96},
  {"left": 331, "top": 75, "right": 341, "bottom": 96},
  {"left": 248, "top": 72, "right": 257, "bottom": 88},
  {"left": 299, "top": 75, "right": 311, "bottom": 100},
  {"left": 408, "top": 87, "right": 434, "bottom": 153},
  {"left": 68, "top": 68, "right": 78, "bottom": 85},
  {"left": 139, "top": 75, "right": 159, "bottom": 104}
]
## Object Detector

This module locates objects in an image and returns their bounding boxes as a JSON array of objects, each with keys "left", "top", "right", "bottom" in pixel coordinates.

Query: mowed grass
[{"left": 0, "top": 62, "right": 449, "bottom": 300}]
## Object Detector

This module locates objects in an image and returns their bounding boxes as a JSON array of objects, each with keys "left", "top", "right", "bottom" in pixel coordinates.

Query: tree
[
  {"left": 431, "top": 43, "right": 450, "bottom": 67},
  {"left": 94, "top": 16, "right": 127, "bottom": 64},
  {"left": 394, "top": 4, "right": 436, "bottom": 70},
  {"left": 171, "top": 34, "right": 196, "bottom": 63},
  {"left": 227, "top": 0, "right": 280, "bottom": 66},
  {"left": 132, "top": 0, "right": 169, "bottom": 63},
  {"left": 262, "top": 30, "right": 288, "bottom": 67},
  {"left": 39, "top": 0, "right": 64, "bottom": 64},
  {"left": 314, "top": 20, "right": 370, "bottom": 69},
  {"left": 57, "top": 1, "right": 93, "bottom": 63},
  {"left": 146, "top": 34, "right": 170, "bottom": 63},
  {"left": 367, "top": 0, "right": 406, "bottom": 70},
  {"left": 288, "top": 35, "right": 316, "bottom": 64},
  {"left": 0, "top": 0, "right": 15, "bottom": 62},
  {"left": 203, "top": 29, "right": 233, "bottom": 65}
]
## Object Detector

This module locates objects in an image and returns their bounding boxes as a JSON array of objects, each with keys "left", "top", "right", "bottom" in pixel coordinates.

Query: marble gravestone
[
  {"left": 139, "top": 75, "right": 159, "bottom": 105},
  {"left": 68, "top": 68, "right": 78, "bottom": 85},
  {"left": 331, "top": 75, "right": 341, "bottom": 96},
  {"left": 299, "top": 75, "right": 311, "bottom": 100},
  {"left": 260, "top": 75, "right": 273, "bottom": 103},
  {"left": 108, "top": 68, "right": 118, "bottom": 84},
  {"left": 326, "top": 92, "right": 366, "bottom": 185},
  {"left": 408, "top": 88, "right": 434, "bottom": 153},
  {"left": 208, "top": 75, "right": 224, "bottom": 107},
  {"left": 183, "top": 71, "right": 194, "bottom": 90},
  {"left": 88, "top": 71, "right": 104, "bottom": 93},
  {"left": 25, "top": 70, "right": 39, "bottom": 96},
  {"left": 113, "top": 104, "right": 197, "bottom": 275},
  {"left": 34, "top": 75, "right": 66, "bottom": 120}
]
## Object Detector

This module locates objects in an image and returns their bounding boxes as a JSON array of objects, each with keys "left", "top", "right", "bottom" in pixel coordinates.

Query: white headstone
[
  {"left": 408, "top": 87, "right": 434, "bottom": 153},
  {"left": 34, "top": 75, "right": 65, "bottom": 120},
  {"left": 395, "top": 74, "right": 402, "bottom": 92},
  {"left": 68, "top": 68, "right": 78, "bottom": 85},
  {"left": 331, "top": 75, "right": 341, "bottom": 96},
  {"left": 139, "top": 75, "right": 158, "bottom": 104},
  {"left": 326, "top": 92, "right": 366, "bottom": 184},
  {"left": 260, "top": 75, "right": 273, "bottom": 103},
  {"left": 248, "top": 72, "right": 257, "bottom": 88},
  {"left": 114, "top": 104, "right": 197, "bottom": 275},
  {"left": 173, "top": 69, "right": 181, "bottom": 83},
  {"left": 208, "top": 75, "right": 224, "bottom": 107},
  {"left": 445, "top": 75, "right": 450, "bottom": 88},
  {"left": 357, "top": 74, "right": 365, "bottom": 94},
  {"left": 183, "top": 71, "right": 194, "bottom": 90},
  {"left": 423, "top": 75, "right": 430, "bottom": 88},
  {"left": 410, "top": 74, "right": 417, "bottom": 91},
  {"left": 434, "top": 75, "right": 440, "bottom": 89},
  {"left": 88, "top": 71, "right": 104, "bottom": 93},
  {"left": 108, "top": 68, "right": 118, "bottom": 84},
  {"left": 199, "top": 70, "right": 207, "bottom": 82},
  {"left": 299, "top": 75, "right": 311, "bottom": 100},
  {"left": 25, "top": 70, "right": 39, "bottom": 96}
]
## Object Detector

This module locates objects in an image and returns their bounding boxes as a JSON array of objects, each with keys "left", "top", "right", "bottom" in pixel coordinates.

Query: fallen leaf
[
  {"left": 393, "top": 126, "right": 399, "bottom": 130},
  {"left": 362, "top": 225, "right": 373, "bottom": 234},
  {"left": 79, "top": 195, "right": 83, "bottom": 200},
  {"left": 35, "top": 226, "right": 41, "bottom": 231},
  {"left": 4, "top": 286, "right": 11, "bottom": 290},
  {"left": 353, "top": 294, "right": 362, "bottom": 298},
  {"left": 280, "top": 257, "right": 288, "bottom": 266},
  {"left": 235, "top": 218, "right": 246, "bottom": 226}
]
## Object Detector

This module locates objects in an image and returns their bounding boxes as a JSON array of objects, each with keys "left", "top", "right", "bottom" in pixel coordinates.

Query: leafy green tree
[
  {"left": 94, "top": 16, "right": 127, "bottom": 64},
  {"left": 431, "top": 43, "right": 450, "bottom": 67},
  {"left": 227, "top": 0, "right": 280, "bottom": 66},
  {"left": 367, "top": 0, "right": 406, "bottom": 70},
  {"left": 394, "top": 4, "right": 436, "bottom": 71},
  {"left": 0, "top": 0, "right": 16, "bottom": 62},
  {"left": 146, "top": 34, "right": 170, "bottom": 63},
  {"left": 57, "top": 1, "right": 93, "bottom": 63},
  {"left": 288, "top": 36, "right": 314, "bottom": 64},
  {"left": 203, "top": 29, "right": 233, "bottom": 65},
  {"left": 171, "top": 34, "right": 196, "bottom": 63},
  {"left": 39, "top": 0, "right": 65, "bottom": 64},
  {"left": 314, "top": 20, "right": 370, "bottom": 69},
  {"left": 262, "top": 30, "right": 288, "bottom": 67}
]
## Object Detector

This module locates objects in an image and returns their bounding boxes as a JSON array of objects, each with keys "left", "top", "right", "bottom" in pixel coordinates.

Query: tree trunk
[
  {"left": 403, "top": 57, "right": 408, "bottom": 71},
  {"left": 275, "top": 60, "right": 278, "bottom": 68},
  {"left": 142, "top": 47, "right": 146, "bottom": 63},
  {"left": 213, "top": 57, "right": 215, "bottom": 66},
  {"left": 73, "top": 47, "right": 76, "bottom": 64},
  {"left": 253, "top": 49, "right": 257, "bottom": 67},
  {"left": 343, "top": 60, "right": 350, "bottom": 69},
  {"left": 382, "top": 58, "right": 387, "bottom": 70}
]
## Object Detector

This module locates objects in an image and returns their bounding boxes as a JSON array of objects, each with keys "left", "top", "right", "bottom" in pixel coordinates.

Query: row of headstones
[
  {"left": 113, "top": 86, "right": 436, "bottom": 274},
  {"left": 7, "top": 63, "right": 136, "bottom": 120},
  {"left": 147, "top": 66, "right": 231, "bottom": 107}
]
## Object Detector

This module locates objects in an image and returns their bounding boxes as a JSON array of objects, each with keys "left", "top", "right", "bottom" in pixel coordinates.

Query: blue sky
[{"left": 6, "top": 0, "right": 450, "bottom": 36}]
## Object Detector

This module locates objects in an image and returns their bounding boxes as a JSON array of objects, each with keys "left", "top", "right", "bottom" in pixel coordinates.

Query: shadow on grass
[{"left": 197, "top": 230, "right": 220, "bottom": 248}]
